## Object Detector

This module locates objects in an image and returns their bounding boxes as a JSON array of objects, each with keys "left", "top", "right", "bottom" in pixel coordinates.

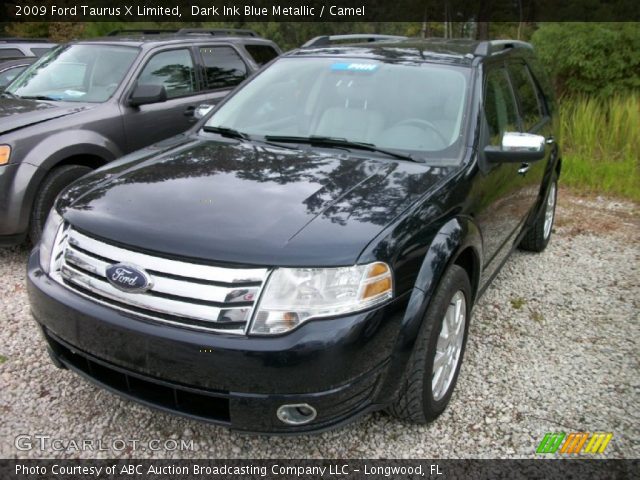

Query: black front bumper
[{"left": 27, "top": 250, "right": 413, "bottom": 434}]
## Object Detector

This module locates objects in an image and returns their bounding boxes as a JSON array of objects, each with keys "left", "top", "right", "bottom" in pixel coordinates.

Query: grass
[
  {"left": 510, "top": 297, "right": 526, "bottom": 310},
  {"left": 558, "top": 94, "right": 639, "bottom": 201},
  {"left": 0, "top": 354, "right": 7, "bottom": 364}
]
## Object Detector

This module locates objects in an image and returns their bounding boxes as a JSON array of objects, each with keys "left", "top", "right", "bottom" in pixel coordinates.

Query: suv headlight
[
  {"left": 39, "top": 209, "right": 64, "bottom": 274},
  {"left": 250, "top": 262, "right": 393, "bottom": 335}
]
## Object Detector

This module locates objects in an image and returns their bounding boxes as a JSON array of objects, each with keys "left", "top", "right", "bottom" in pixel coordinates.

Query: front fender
[
  {"left": 22, "top": 129, "right": 122, "bottom": 170},
  {"left": 376, "top": 216, "right": 482, "bottom": 403}
]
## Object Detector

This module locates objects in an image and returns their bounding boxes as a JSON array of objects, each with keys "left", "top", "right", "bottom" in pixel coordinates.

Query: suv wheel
[
  {"left": 388, "top": 264, "right": 471, "bottom": 423},
  {"left": 29, "top": 165, "right": 92, "bottom": 244},
  {"left": 519, "top": 177, "right": 557, "bottom": 252}
]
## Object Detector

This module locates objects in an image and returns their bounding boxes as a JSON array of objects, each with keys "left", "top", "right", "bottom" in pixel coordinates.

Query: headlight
[
  {"left": 0, "top": 145, "right": 11, "bottom": 165},
  {"left": 39, "top": 208, "right": 64, "bottom": 274},
  {"left": 250, "top": 262, "right": 393, "bottom": 335}
]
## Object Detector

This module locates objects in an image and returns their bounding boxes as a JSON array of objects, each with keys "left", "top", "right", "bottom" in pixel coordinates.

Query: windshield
[
  {"left": 7, "top": 44, "right": 139, "bottom": 103},
  {"left": 206, "top": 57, "right": 470, "bottom": 162}
]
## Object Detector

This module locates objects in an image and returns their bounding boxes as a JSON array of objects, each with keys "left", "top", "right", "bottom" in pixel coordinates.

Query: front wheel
[
  {"left": 29, "top": 165, "right": 93, "bottom": 244},
  {"left": 388, "top": 264, "right": 472, "bottom": 423},
  {"left": 519, "top": 177, "right": 557, "bottom": 252}
]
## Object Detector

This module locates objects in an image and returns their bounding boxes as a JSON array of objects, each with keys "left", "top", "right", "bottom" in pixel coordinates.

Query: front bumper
[{"left": 27, "top": 249, "right": 411, "bottom": 434}]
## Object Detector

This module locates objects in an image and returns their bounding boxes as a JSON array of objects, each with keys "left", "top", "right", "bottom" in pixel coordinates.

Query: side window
[
  {"left": 137, "top": 49, "right": 195, "bottom": 98},
  {"left": 244, "top": 45, "right": 279, "bottom": 66},
  {"left": 508, "top": 63, "right": 545, "bottom": 131},
  {"left": 0, "top": 48, "right": 25, "bottom": 59},
  {"left": 484, "top": 68, "right": 519, "bottom": 145},
  {"left": 31, "top": 47, "right": 54, "bottom": 57},
  {"left": 199, "top": 46, "right": 247, "bottom": 89},
  {"left": 0, "top": 66, "right": 27, "bottom": 87}
]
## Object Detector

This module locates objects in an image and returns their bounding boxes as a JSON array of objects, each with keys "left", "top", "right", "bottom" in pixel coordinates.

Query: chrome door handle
[{"left": 518, "top": 163, "right": 530, "bottom": 175}]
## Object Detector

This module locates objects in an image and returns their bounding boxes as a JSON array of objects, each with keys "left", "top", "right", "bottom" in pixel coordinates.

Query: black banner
[
  {"left": 2, "top": 0, "right": 639, "bottom": 22},
  {"left": 1, "top": 459, "right": 638, "bottom": 480}
]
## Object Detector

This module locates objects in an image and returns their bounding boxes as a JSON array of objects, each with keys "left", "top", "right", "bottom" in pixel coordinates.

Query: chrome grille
[{"left": 49, "top": 225, "right": 268, "bottom": 334}]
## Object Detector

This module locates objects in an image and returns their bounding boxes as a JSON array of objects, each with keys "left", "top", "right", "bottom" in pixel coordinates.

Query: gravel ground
[{"left": 1, "top": 189, "right": 638, "bottom": 459}]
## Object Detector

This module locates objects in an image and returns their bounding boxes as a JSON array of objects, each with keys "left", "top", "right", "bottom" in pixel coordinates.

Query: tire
[
  {"left": 519, "top": 177, "right": 557, "bottom": 253},
  {"left": 388, "top": 264, "right": 472, "bottom": 423},
  {"left": 29, "top": 165, "right": 93, "bottom": 244}
]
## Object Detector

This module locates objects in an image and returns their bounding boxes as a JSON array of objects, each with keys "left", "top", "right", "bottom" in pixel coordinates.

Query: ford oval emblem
[{"left": 105, "top": 263, "right": 152, "bottom": 293}]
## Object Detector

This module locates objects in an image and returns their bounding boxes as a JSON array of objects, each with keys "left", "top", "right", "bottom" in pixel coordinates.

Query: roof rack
[
  {"left": 302, "top": 34, "right": 407, "bottom": 48},
  {"left": 107, "top": 28, "right": 259, "bottom": 38},
  {"left": 107, "top": 29, "right": 178, "bottom": 36},
  {"left": 474, "top": 40, "right": 533, "bottom": 57},
  {"left": 0, "top": 37, "right": 51, "bottom": 43},
  {"left": 176, "top": 28, "right": 258, "bottom": 37}
]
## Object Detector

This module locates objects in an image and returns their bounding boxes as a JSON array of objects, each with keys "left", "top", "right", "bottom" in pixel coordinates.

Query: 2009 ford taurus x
[{"left": 28, "top": 36, "right": 561, "bottom": 434}]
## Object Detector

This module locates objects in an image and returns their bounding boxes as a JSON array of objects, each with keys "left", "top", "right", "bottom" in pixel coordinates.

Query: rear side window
[
  {"left": 244, "top": 44, "right": 279, "bottom": 66},
  {"left": 508, "top": 63, "right": 545, "bottom": 131},
  {"left": 199, "top": 46, "right": 247, "bottom": 89},
  {"left": 0, "top": 48, "right": 24, "bottom": 58},
  {"left": 31, "top": 47, "right": 54, "bottom": 57},
  {"left": 484, "top": 68, "right": 519, "bottom": 145},
  {"left": 138, "top": 49, "right": 195, "bottom": 98}
]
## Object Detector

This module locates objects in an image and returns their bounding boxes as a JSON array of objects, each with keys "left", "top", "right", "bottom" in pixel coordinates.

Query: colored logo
[
  {"left": 106, "top": 263, "right": 152, "bottom": 293},
  {"left": 536, "top": 432, "right": 613, "bottom": 455}
]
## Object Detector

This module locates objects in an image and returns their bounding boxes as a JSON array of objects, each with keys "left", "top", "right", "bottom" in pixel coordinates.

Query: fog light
[{"left": 276, "top": 403, "right": 317, "bottom": 425}]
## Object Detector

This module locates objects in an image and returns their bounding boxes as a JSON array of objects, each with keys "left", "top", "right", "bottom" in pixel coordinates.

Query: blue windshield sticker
[{"left": 331, "top": 63, "right": 379, "bottom": 72}]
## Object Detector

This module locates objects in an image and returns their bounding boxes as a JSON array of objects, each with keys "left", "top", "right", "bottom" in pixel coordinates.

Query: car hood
[
  {"left": 0, "top": 97, "right": 94, "bottom": 135},
  {"left": 60, "top": 138, "right": 452, "bottom": 266}
]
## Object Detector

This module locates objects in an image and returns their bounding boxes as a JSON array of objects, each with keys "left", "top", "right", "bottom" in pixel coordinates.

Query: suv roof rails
[
  {"left": 107, "top": 28, "right": 259, "bottom": 38},
  {"left": 474, "top": 40, "right": 533, "bottom": 57},
  {"left": 302, "top": 34, "right": 408, "bottom": 48},
  {"left": 107, "top": 29, "right": 178, "bottom": 36},
  {"left": 176, "top": 28, "right": 259, "bottom": 37},
  {"left": 0, "top": 37, "right": 51, "bottom": 43}
]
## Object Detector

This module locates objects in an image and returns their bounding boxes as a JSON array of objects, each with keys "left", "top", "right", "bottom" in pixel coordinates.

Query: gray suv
[{"left": 0, "top": 29, "right": 281, "bottom": 245}]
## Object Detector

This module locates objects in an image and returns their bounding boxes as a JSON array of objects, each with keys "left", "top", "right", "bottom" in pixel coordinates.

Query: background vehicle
[
  {"left": 0, "top": 57, "right": 37, "bottom": 88},
  {"left": 0, "top": 37, "right": 57, "bottom": 59},
  {"left": 0, "top": 28, "right": 281, "bottom": 245},
  {"left": 28, "top": 36, "right": 560, "bottom": 433}
]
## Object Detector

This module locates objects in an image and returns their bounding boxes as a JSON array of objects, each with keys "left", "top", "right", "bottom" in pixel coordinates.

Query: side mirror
[
  {"left": 194, "top": 104, "right": 215, "bottom": 120},
  {"left": 128, "top": 84, "right": 167, "bottom": 107},
  {"left": 484, "top": 132, "right": 546, "bottom": 163}
]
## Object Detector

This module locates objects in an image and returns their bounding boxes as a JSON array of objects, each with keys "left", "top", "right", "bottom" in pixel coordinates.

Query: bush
[
  {"left": 559, "top": 94, "right": 639, "bottom": 200},
  {"left": 531, "top": 23, "right": 640, "bottom": 97}
]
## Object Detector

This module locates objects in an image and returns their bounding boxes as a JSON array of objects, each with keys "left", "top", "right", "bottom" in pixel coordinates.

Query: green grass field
[{"left": 558, "top": 94, "right": 639, "bottom": 201}]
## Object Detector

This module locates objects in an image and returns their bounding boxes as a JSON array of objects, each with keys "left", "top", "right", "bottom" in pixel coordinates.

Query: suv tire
[
  {"left": 519, "top": 177, "right": 557, "bottom": 252},
  {"left": 29, "top": 165, "right": 92, "bottom": 244},
  {"left": 388, "top": 264, "right": 471, "bottom": 423}
]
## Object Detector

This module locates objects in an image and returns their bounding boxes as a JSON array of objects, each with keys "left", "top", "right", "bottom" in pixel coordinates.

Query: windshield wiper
[
  {"left": 19, "top": 95, "right": 59, "bottom": 101},
  {"left": 0, "top": 91, "right": 19, "bottom": 99},
  {"left": 264, "top": 135, "right": 424, "bottom": 163},
  {"left": 202, "top": 125, "right": 251, "bottom": 141}
]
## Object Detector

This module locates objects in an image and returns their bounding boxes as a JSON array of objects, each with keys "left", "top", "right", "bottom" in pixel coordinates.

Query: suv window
[
  {"left": 31, "top": 47, "right": 54, "bottom": 57},
  {"left": 0, "top": 48, "right": 24, "bottom": 58},
  {"left": 138, "top": 49, "right": 195, "bottom": 98},
  {"left": 0, "top": 65, "right": 27, "bottom": 87},
  {"left": 199, "top": 46, "right": 247, "bottom": 89},
  {"left": 244, "top": 44, "right": 279, "bottom": 66},
  {"left": 508, "top": 62, "right": 545, "bottom": 131},
  {"left": 484, "top": 68, "right": 519, "bottom": 144}
]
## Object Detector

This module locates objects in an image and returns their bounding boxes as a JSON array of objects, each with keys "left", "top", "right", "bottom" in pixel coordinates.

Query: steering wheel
[{"left": 394, "top": 118, "right": 448, "bottom": 147}]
